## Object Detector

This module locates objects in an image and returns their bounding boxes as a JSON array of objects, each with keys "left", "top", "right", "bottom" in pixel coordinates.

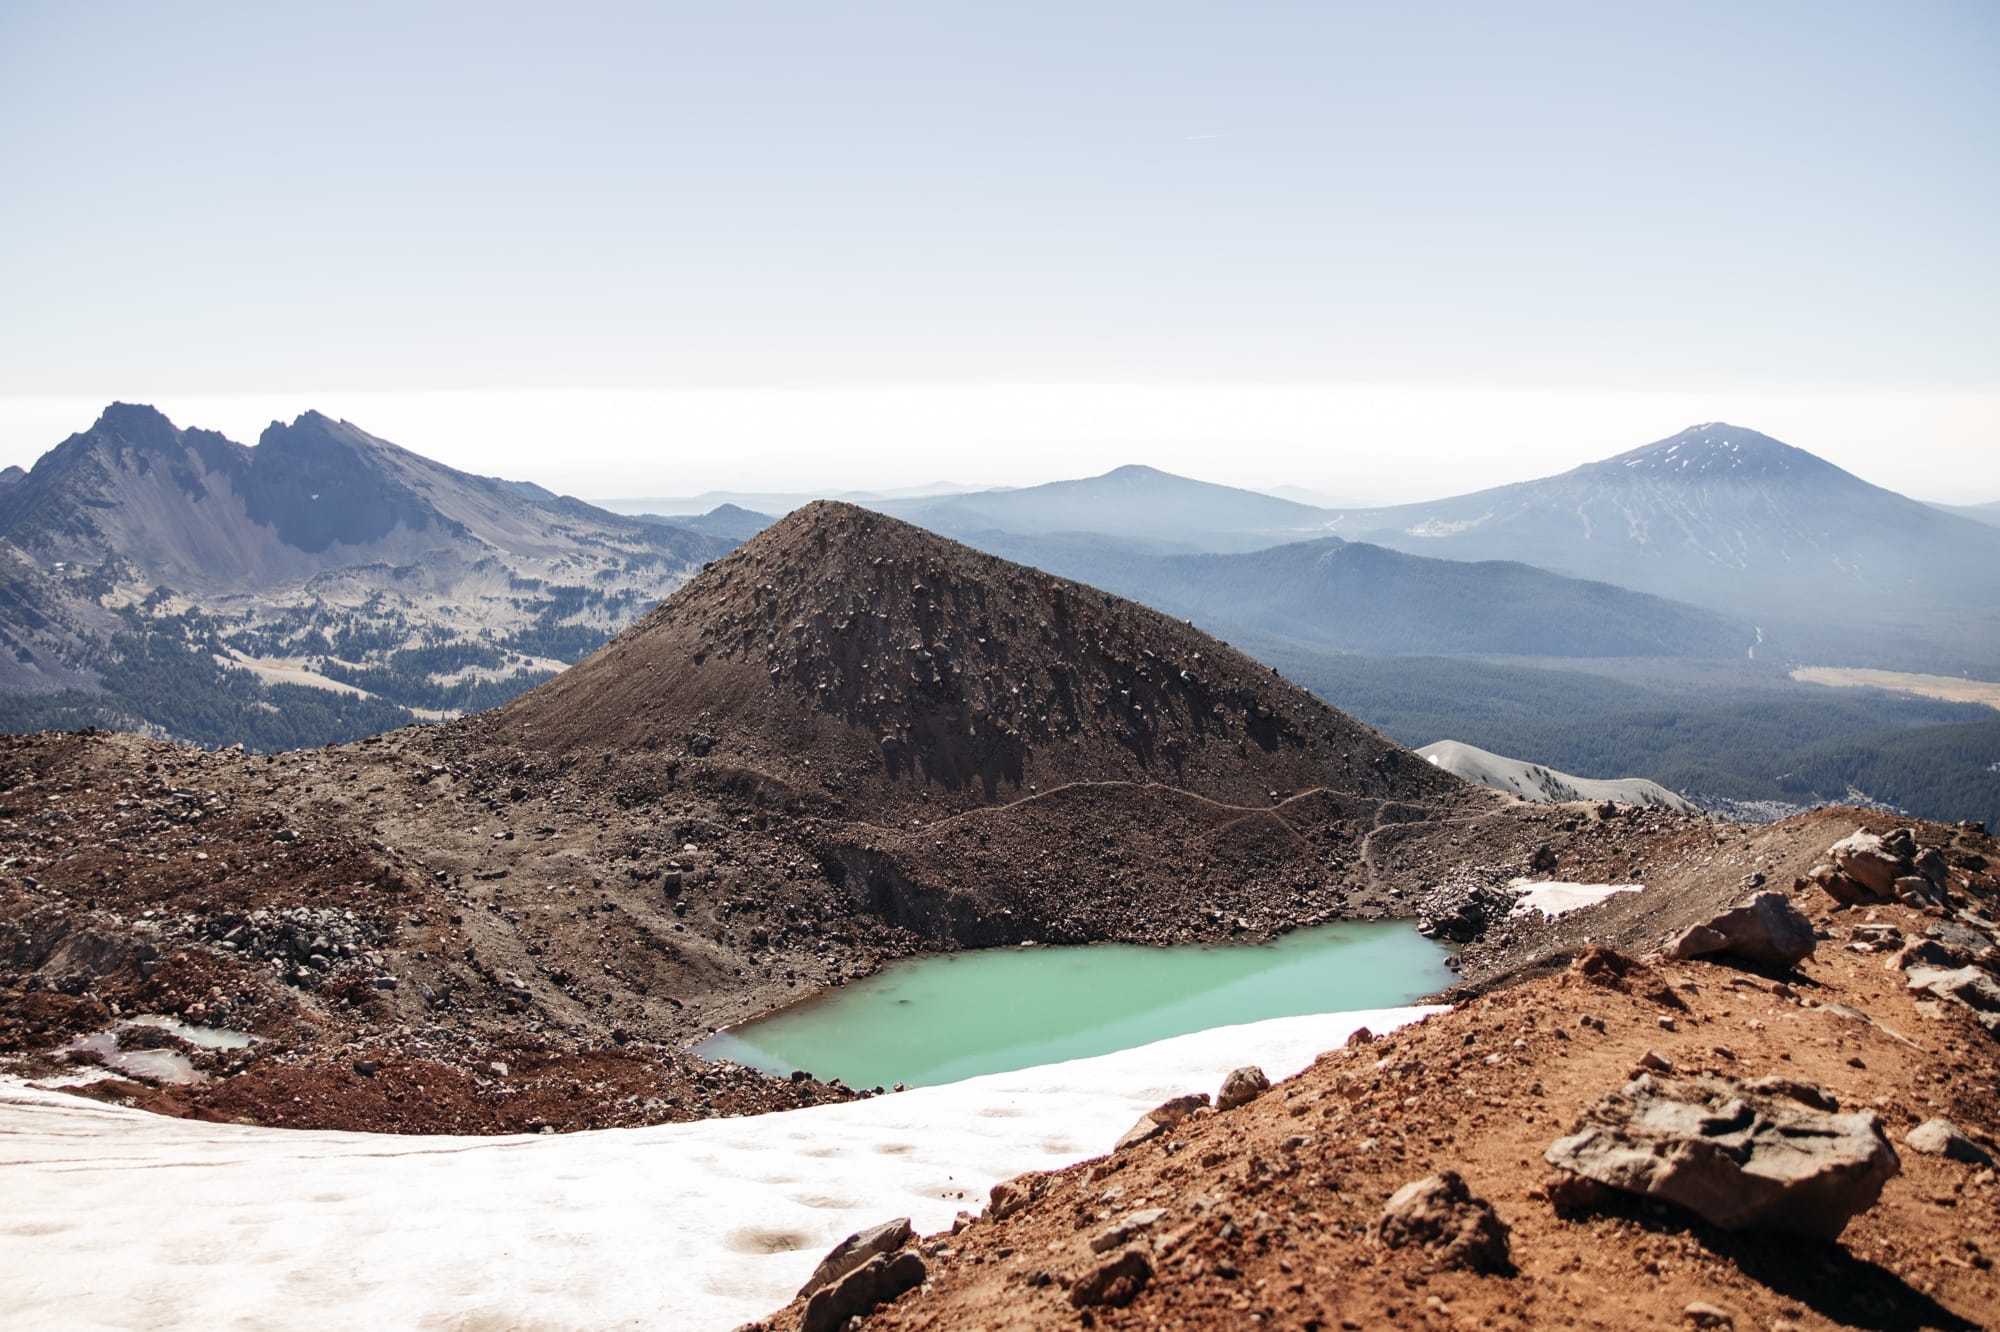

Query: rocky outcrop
[
  {"left": 1375, "top": 1171, "right": 1512, "bottom": 1273},
  {"left": 796, "top": 1216, "right": 913, "bottom": 1300},
  {"left": 1216, "top": 1065, "right": 1271, "bottom": 1111},
  {"left": 1544, "top": 1074, "right": 1899, "bottom": 1238},
  {"left": 1905, "top": 965, "right": 2000, "bottom": 1036},
  {"left": 1068, "top": 1247, "right": 1153, "bottom": 1309},
  {"left": 799, "top": 1250, "right": 926, "bottom": 1332},
  {"left": 1664, "top": 892, "right": 1815, "bottom": 969},
  {"left": 1114, "top": 1093, "right": 1210, "bottom": 1152},
  {"left": 1813, "top": 826, "right": 1957, "bottom": 908}
]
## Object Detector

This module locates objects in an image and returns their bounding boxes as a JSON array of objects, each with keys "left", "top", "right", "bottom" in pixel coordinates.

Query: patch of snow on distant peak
[{"left": 1404, "top": 514, "right": 1490, "bottom": 538}]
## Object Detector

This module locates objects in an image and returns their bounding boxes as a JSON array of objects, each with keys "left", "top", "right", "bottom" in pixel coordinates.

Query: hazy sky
[{"left": 2, "top": 2, "right": 1995, "bottom": 502}]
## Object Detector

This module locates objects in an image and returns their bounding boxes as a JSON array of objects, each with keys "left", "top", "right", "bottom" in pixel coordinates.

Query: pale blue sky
[{"left": 1, "top": 2, "right": 1995, "bottom": 500}]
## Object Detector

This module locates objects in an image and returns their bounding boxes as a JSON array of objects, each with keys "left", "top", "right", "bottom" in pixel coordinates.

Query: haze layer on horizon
[
  {"left": 2, "top": 3, "right": 1994, "bottom": 502},
  {"left": 3, "top": 384, "right": 1998, "bottom": 508}
]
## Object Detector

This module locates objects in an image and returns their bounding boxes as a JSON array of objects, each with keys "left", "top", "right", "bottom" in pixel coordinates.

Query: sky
[{"left": 1, "top": 2, "right": 1995, "bottom": 504}]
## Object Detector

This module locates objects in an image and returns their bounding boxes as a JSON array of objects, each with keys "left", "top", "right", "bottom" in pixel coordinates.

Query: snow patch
[
  {"left": 0, "top": 1005, "right": 1439, "bottom": 1331},
  {"left": 1509, "top": 878, "right": 1643, "bottom": 918}
]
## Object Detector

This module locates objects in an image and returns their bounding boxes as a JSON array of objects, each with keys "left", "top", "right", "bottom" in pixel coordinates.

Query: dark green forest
[
  {"left": 1258, "top": 647, "right": 2000, "bottom": 828},
  {"left": 0, "top": 630, "right": 415, "bottom": 750}
]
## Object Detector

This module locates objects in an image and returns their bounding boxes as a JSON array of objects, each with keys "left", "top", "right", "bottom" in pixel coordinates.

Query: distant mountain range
[
  {"left": 965, "top": 530, "right": 1752, "bottom": 661},
  {"left": 1314, "top": 424, "right": 2000, "bottom": 671},
  {"left": 1, "top": 409, "right": 1991, "bottom": 759},
  {"left": 875, "top": 465, "right": 1338, "bottom": 554},
  {"left": 0, "top": 403, "right": 732, "bottom": 746},
  {"left": 1933, "top": 499, "right": 2000, "bottom": 529},
  {"left": 867, "top": 424, "right": 2000, "bottom": 673}
]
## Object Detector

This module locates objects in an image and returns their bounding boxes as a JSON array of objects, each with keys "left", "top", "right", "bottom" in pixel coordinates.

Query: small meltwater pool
[{"left": 695, "top": 920, "right": 1453, "bottom": 1089}]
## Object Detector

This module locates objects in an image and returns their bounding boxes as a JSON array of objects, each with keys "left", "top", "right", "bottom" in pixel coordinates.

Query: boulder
[
  {"left": 1829, "top": 831, "right": 1907, "bottom": 900},
  {"left": 1664, "top": 924, "right": 1727, "bottom": 960},
  {"left": 1887, "top": 939, "right": 1962, "bottom": 973},
  {"left": 796, "top": 1216, "right": 913, "bottom": 1300},
  {"left": 1807, "top": 863, "right": 1875, "bottom": 907},
  {"left": 1905, "top": 1118, "right": 1995, "bottom": 1167},
  {"left": 1114, "top": 1093, "right": 1209, "bottom": 1152},
  {"left": 1375, "top": 1170, "right": 1512, "bottom": 1273},
  {"left": 1663, "top": 893, "right": 1815, "bottom": 969},
  {"left": 988, "top": 1172, "right": 1051, "bottom": 1220},
  {"left": 1906, "top": 965, "right": 2000, "bottom": 1013},
  {"left": 1068, "top": 1246, "right": 1153, "bottom": 1309},
  {"left": 800, "top": 1251, "right": 926, "bottom": 1332},
  {"left": 1895, "top": 876, "right": 1946, "bottom": 908},
  {"left": 1543, "top": 1074, "right": 1899, "bottom": 1238},
  {"left": 1217, "top": 1065, "right": 1271, "bottom": 1111},
  {"left": 1929, "top": 919, "right": 2000, "bottom": 963},
  {"left": 1090, "top": 1207, "right": 1166, "bottom": 1253},
  {"left": 1914, "top": 847, "right": 1952, "bottom": 888}
]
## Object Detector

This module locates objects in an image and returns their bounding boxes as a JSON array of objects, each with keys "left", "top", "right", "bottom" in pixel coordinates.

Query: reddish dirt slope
[{"left": 759, "top": 824, "right": 2000, "bottom": 1332}]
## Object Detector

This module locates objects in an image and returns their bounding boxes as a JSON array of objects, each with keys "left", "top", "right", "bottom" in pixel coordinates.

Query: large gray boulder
[
  {"left": 1665, "top": 892, "right": 1815, "bottom": 969},
  {"left": 1544, "top": 1074, "right": 1899, "bottom": 1238},
  {"left": 1829, "top": 830, "right": 1907, "bottom": 900}
]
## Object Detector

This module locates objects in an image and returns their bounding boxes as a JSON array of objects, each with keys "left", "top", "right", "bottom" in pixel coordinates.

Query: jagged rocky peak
[{"left": 488, "top": 500, "right": 1465, "bottom": 815}]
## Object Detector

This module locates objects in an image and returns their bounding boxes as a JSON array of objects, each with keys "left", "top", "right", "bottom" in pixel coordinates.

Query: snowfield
[
  {"left": 1419, "top": 739, "right": 1696, "bottom": 813},
  {"left": 1510, "top": 878, "right": 1644, "bottom": 918},
  {"left": 0, "top": 1006, "right": 1438, "bottom": 1331}
]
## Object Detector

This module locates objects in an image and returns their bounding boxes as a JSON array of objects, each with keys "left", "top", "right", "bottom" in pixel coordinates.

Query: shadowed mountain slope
[{"left": 961, "top": 530, "right": 1753, "bottom": 660}]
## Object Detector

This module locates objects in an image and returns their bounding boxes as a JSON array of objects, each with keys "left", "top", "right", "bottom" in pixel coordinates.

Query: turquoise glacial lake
[{"left": 694, "top": 921, "right": 1453, "bottom": 1089}]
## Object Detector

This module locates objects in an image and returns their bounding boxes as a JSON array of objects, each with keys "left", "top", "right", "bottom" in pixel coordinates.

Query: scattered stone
[
  {"left": 1896, "top": 875, "right": 1946, "bottom": 908},
  {"left": 1683, "top": 1301, "right": 1734, "bottom": 1329},
  {"left": 1543, "top": 1074, "right": 1899, "bottom": 1237},
  {"left": 1068, "top": 1246, "right": 1153, "bottom": 1309},
  {"left": 1740, "top": 1077, "right": 1839, "bottom": 1112},
  {"left": 1849, "top": 923, "right": 1903, "bottom": 951},
  {"left": 1090, "top": 1207, "right": 1167, "bottom": 1253},
  {"left": 1375, "top": 1171, "right": 1511, "bottom": 1274},
  {"left": 1216, "top": 1065, "right": 1271, "bottom": 1111},
  {"left": 1889, "top": 939, "right": 1961, "bottom": 972},
  {"left": 1114, "top": 1093, "right": 1209, "bottom": 1152},
  {"left": 800, "top": 1250, "right": 926, "bottom": 1332},
  {"left": 1635, "top": 1050, "right": 1674, "bottom": 1074},
  {"left": 1906, "top": 965, "right": 2000, "bottom": 1018},
  {"left": 352, "top": 1059, "right": 381, "bottom": 1077},
  {"left": 1664, "top": 893, "right": 1814, "bottom": 969},
  {"left": 989, "top": 1172, "right": 1052, "bottom": 1220},
  {"left": 796, "top": 1216, "right": 913, "bottom": 1300},
  {"left": 1905, "top": 1118, "right": 1996, "bottom": 1167}
]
